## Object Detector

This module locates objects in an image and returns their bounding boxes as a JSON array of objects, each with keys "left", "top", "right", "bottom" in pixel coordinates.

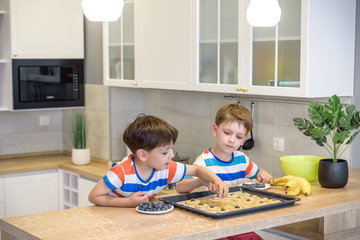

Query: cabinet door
[
  {"left": 135, "top": 0, "right": 192, "bottom": 90},
  {"left": 103, "top": 0, "right": 135, "bottom": 87},
  {"left": 246, "top": 0, "right": 355, "bottom": 97},
  {"left": 193, "top": 0, "right": 248, "bottom": 93},
  {"left": 10, "top": 0, "right": 84, "bottom": 58},
  {"left": 78, "top": 176, "right": 97, "bottom": 207},
  {"left": 247, "top": 0, "right": 302, "bottom": 96},
  {"left": 0, "top": 178, "right": 4, "bottom": 218},
  {"left": 194, "top": 0, "right": 355, "bottom": 98},
  {"left": 0, "top": 203, "right": 4, "bottom": 218},
  {"left": 5, "top": 171, "right": 59, "bottom": 218},
  {"left": 0, "top": 178, "right": 4, "bottom": 203}
]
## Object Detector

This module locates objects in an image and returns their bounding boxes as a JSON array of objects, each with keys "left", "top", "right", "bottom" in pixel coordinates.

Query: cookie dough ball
[{"left": 185, "top": 199, "right": 200, "bottom": 205}]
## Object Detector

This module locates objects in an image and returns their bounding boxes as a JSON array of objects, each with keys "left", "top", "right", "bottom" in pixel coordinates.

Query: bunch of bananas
[{"left": 271, "top": 175, "right": 311, "bottom": 196}]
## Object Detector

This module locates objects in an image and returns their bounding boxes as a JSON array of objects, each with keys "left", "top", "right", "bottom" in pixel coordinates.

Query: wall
[{"left": 0, "top": 110, "right": 63, "bottom": 155}]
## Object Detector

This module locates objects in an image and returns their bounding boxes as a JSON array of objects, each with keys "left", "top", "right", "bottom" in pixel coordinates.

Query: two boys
[{"left": 89, "top": 104, "right": 272, "bottom": 207}]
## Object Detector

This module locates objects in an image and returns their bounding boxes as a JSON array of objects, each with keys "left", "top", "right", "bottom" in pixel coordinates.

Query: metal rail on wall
[{"left": 223, "top": 95, "right": 350, "bottom": 107}]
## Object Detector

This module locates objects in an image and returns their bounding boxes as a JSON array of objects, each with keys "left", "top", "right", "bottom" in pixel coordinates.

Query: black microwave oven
[{"left": 12, "top": 59, "right": 84, "bottom": 110}]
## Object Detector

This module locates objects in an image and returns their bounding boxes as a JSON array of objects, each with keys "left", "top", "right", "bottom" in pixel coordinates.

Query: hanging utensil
[{"left": 240, "top": 102, "right": 255, "bottom": 150}]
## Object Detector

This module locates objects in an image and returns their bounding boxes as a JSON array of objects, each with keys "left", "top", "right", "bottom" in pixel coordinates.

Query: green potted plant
[
  {"left": 68, "top": 112, "right": 90, "bottom": 165},
  {"left": 293, "top": 95, "right": 360, "bottom": 188}
]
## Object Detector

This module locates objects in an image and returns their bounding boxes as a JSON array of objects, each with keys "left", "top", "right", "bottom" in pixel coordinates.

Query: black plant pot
[{"left": 318, "top": 159, "right": 348, "bottom": 188}]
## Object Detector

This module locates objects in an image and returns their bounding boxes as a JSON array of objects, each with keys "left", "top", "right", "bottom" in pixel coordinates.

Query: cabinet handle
[
  {"left": 236, "top": 87, "right": 248, "bottom": 92},
  {"left": 132, "top": 81, "right": 138, "bottom": 86},
  {"left": 13, "top": 53, "right": 18, "bottom": 57}
]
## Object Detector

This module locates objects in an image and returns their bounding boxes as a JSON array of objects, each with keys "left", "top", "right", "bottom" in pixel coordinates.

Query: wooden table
[{"left": 1, "top": 168, "right": 360, "bottom": 240}]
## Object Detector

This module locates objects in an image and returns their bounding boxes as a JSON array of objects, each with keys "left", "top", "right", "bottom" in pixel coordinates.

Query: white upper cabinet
[
  {"left": 193, "top": 0, "right": 247, "bottom": 93},
  {"left": 136, "top": 0, "right": 192, "bottom": 90},
  {"left": 103, "top": 0, "right": 135, "bottom": 87},
  {"left": 0, "top": 0, "right": 84, "bottom": 111},
  {"left": 104, "top": 0, "right": 356, "bottom": 98},
  {"left": 10, "top": 0, "right": 84, "bottom": 59},
  {"left": 103, "top": 0, "right": 192, "bottom": 90},
  {"left": 192, "top": 0, "right": 356, "bottom": 98}
]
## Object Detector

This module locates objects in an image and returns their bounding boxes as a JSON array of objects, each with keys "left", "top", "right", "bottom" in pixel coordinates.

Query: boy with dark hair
[{"left": 89, "top": 114, "right": 228, "bottom": 207}]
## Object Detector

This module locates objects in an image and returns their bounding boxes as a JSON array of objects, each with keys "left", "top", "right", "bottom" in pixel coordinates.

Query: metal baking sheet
[{"left": 158, "top": 186, "right": 301, "bottom": 219}]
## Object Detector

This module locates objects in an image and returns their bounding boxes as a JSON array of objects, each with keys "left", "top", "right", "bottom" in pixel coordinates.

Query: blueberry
[{"left": 235, "top": 205, "right": 240, "bottom": 208}]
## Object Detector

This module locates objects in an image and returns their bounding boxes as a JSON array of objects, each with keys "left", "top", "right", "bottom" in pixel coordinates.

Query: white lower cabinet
[
  {"left": 78, "top": 176, "right": 97, "bottom": 207},
  {"left": 0, "top": 178, "right": 5, "bottom": 218},
  {"left": 59, "top": 170, "right": 97, "bottom": 209},
  {"left": 0, "top": 169, "right": 98, "bottom": 218},
  {"left": 4, "top": 170, "right": 59, "bottom": 218},
  {"left": 0, "top": 203, "right": 5, "bottom": 218}
]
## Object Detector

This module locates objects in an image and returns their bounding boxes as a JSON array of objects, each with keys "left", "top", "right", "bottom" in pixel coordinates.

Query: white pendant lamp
[
  {"left": 246, "top": 0, "right": 281, "bottom": 27},
  {"left": 82, "top": 0, "right": 124, "bottom": 22}
]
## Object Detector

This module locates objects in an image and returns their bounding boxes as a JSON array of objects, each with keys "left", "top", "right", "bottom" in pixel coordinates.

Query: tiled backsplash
[
  {"left": 63, "top": 84, "right": 111, "bottom": 161},
  {"left": 0, "top": 110, "right": 63, "bottom": 155}
]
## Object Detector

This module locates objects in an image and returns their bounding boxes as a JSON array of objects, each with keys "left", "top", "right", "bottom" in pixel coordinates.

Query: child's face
[
  {"left": 213, "top": 120, "right": 247, "bottom": 154},
  {"left": 144, "top": 143, "right": 175, "bottom": 170}
]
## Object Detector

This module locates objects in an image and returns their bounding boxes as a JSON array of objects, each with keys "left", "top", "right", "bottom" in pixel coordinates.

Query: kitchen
[{"left": 1, "top": 0, "right": 360, "bottom": 239}]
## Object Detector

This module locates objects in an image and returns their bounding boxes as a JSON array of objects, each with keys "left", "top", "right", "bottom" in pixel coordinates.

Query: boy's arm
[
  {"left": 182, "top": 165, "right": 229, "bottom": 198},
  {"left": 88, "top": 179, "right": 149, "bottom": 207},
  {"left": 176, "top": 178, "right": 203, "bottom": 193}
]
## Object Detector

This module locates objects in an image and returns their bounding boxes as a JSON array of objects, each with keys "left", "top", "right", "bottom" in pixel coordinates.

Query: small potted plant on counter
[
  {"left": 293, "top": 95, "right": 360, "bottom": 188},
  {"left": 68, "top": 112, "right": 90, "bottom": 165}
]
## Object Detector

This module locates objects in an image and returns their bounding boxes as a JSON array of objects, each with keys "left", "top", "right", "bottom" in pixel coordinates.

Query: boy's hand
[
  {"left": 256, "top": 168, "right": 272, "bottom": 183},
  {"left": 214, "top": 180, "right": 229, "bottom": 198},
  {"left": 202, "top": 179, "right": 229, "bottom": 198},
  {"left": 128, "top": 191, "right": 149, "bottom": 207}
]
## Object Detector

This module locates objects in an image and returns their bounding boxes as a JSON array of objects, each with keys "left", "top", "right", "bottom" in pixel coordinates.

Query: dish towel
[{"left": 215, "top": 231, "right": 263, "bottom": 240}]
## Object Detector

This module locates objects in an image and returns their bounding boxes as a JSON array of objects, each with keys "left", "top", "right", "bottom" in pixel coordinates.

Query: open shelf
[{"left": 61, "top": 170, "right": 80, "bottom": 209}]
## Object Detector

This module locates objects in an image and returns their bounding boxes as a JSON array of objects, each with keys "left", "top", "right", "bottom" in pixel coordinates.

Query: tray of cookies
[{"left": 158, "top": 186, "right": 301, "bottom": 219}]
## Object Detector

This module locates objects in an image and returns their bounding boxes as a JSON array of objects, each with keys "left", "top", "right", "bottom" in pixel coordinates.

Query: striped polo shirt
[
  {"left": 103, "top": 154, "right": 186, "bottom": 200},
  {"left": 193, "top": 149, "right": 259, "bottom": 186}
]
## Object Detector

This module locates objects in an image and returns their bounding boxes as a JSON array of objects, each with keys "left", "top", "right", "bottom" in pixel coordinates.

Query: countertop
[
  {"left": 1, "top": 165, "right": 360, "bottom": 239},
  {"left": 0, "top": 154, "right": 109, "bottom": 180}
]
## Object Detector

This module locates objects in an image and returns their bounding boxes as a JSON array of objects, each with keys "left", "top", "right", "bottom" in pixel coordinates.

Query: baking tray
[{"left": 158, "top": 186, "right": 301, "bottom": 219}]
